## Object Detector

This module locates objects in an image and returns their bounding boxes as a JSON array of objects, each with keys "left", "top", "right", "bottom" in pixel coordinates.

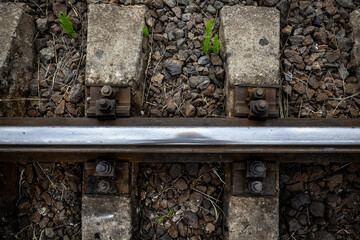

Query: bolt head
[
  {"left": 96, "top": 164, "right": 106, "bottom": 173},
  {"left": 255, "top": 165, "right": 265, "bottom": 174},
  {"left": 98, "top": 180, "right": 110, "bottom": 192},
  {"left": 252, "top": 88, "right": 265, "bottom": 100},
  {"left": 250, "top": 100, "right": 269, "bottom": 116},
  {"left": 101, "top": 85, "right": 114, "bottom": 97},
  {"left": 258, "top": 100, "right": 267, "bottom": 109},
  {"left": 102, "top": 86, "right": 111, "bottom": 94},
  {"left": 255, "top": 88, "right": 265, "bottom": 97},
  {"left": 95, "top": 160, "right": 112, "bottom": 175},
  {"left": 99, "top": 99, "right": 107, "bottom": 108},
  {"left": 249, "top": 181, "right": 263, "bottom": 193},
  {"left": 249, "top": 161, "right": 266, "bottom": 177},
  {"left": 98, "top": 99, "right": 113, "bottom": 112}
]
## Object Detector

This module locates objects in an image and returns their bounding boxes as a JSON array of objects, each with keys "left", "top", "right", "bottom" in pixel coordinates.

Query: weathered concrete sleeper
[
  {"left": 0, "top": 3, "right": 35, "bottom": 117},
  {"left": 86, "top": 4, "right": 147, "bottom": 113},
  {"left": 220, "top": 6, "right": 280, "bottom": 117}
]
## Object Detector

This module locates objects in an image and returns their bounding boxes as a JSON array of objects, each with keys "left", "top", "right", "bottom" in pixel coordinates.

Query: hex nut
[
  {"left": 101, "top": 85, "right": 115, "bottom": 98},
  {"left": 98, "top": 99, "right": 113, "bottom": 112},
  {"left": 251, "top": 100, "right": 269, "bottom": 116},
  {"left": 252, "top": 88, "right": 265, "bottom": 100},
  {"left": 97, "top": 180, "right": 111, "bottom": 193},
  {"left": 249, "top": 161, "right": 266, "bottom": 177},
  {"left": 249, "top": 181, "right": 263, "bottom": 193},
  {"left": 95, "top": 160, "right": 113, "bottom": 175}
]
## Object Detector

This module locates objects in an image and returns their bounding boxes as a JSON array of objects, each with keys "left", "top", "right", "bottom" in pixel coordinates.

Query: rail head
[
  {"left": 1, "top": 118, "right": 360, "bottom": 154},
  {"left": 1, "top": 126, "right": 360, "bottom": 153}
]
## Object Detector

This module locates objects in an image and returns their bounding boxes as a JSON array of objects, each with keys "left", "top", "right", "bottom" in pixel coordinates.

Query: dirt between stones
[
  {"left": 16, "top": 162, "right": 82, "bottom": 239},
  {"left": 137, "top": 163, "right": 225, "bottom": 240},
  {"left": 280, "top": 162, "right": 360, "bottom": 240},
  {"left": 6, "top": 0, "right": 359, "bottom": 118}
]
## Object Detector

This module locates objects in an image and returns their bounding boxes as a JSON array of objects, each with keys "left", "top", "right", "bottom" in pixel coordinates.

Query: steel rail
[
  {"left": 0, "top": 126, "right": 360, "bottom": 146},
  {"left": 1, "top": 117, "right": 359, "bottom": 127},
  {"left": 0, "top": 118, "right": 360, "bottom": 157}
]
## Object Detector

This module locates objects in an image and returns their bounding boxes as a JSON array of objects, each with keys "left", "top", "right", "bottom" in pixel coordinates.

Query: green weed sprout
[
  {"left": 156, "top": 215, "right": 164, "bottom": 223},
  {"left": 204, "top": 18, "right": 214, "bottom": 37},
  {"left": 201, "top": 18, "right": 221, "bottom": 55},
  {"left": 142, "top": 24, "right": 149, "bottom": 37},
  {"left": 202, "top": 19, "right": 214, "bottom": 55},
  {"left": 168, "top": 208, "right": 175, "bottom": 216},
  {"left": 202, "top": 35, "right": 212, "bottom": 55},
  {"left": 212, "top": 34, "right": 221, "bottom": 54},
  {"left": 155, "top": 208, "right": 175, "bottom": 224},
  {"left": 58, "top": 11, "right": 76, "bottom": 39}
]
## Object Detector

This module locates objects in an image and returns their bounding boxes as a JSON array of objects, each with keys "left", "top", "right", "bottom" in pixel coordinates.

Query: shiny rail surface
[
  {"left": 1, "top": 118, "right": 360, "bottom": 162},
  {"left": 1, "top": 126, "right": 360, "bottom": 147}
]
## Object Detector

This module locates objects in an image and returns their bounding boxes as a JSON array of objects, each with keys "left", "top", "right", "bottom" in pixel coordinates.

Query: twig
[
  {"left": 211, "top": 167, "right": 225, "bottom": 184},
  {"left": 30, "top": 1, "right": 45, "bottom": 14},
  {"left": 145, "top": 30, "right": 154, "bottom": 76},
  {"left": 207, "top": 197, "right": 227, "bottom": 220},
  {"left": 205, "top": 94, "right": 225, "bottom": 118},
  {"left": 16, "top": 224, "right": 31, "bottom": 237},
  {"left": 297, "top": 99, "right": 303, "bottom": 118},
  {"left": 39, "top": 229, "right": 44, "bottom": 240},
  {"left": 143, "top": 29, "right": 154, "bottom": 107},
  {"left": 37, "top": 162, "right": 58, "bottom": 191},
  {"left": 32, "top": 224, "right": 37, "bottom": 240},
  {"left": 189, "top": 201, "right": 212, "bottom": 215},
  {"left": 0, "top": 98, "right": 48, "bottom": 102},
  {"left": 191, "top": 188, "right": 220, "bottom": 203},
  {"left": 335, "top": 228, "right": 350, "bottom": 235},
  {"left": 209, "top": 199, "right": 219, "bottom": 222},
  {"left": 279, "top": 77, "right": 285, "bottom": 118},
  {"left": 37, "top": 57, "right": 41, "bottom": 101},
  {"left": 287, "top": 231, "right": 297, "bottom": 240},
  {"left": 153, "top": 173, "right": 183, "bottom": 200},
  {"left": 333, "top": 92, "right": 360, "bottom": 113},
  {"left": 152, "top": 51, "right": 165, "bottom": 75},
  {"left": 310, "top": 162, "right": 352, "bottom": 183},
  {"left": 17, "top": 169, "right": 25, "bottom": 205},
  {"left": 145, "top": 101, "right": 157, "bottom": 106}
]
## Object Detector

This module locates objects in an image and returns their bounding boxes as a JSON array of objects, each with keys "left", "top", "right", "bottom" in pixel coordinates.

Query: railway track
[
  {"left": 0, "top": 1, "right": 359, "bottom": 240},
  {"left": 0, "top": 118, "right": 360, "bottom": 160},
  {"left": 1, "top": 117, "right": 360, "bottom": 240}
]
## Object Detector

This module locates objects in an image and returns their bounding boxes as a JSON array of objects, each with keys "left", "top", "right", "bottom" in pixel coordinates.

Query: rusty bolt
[
  {"left": 95, "top": 160, "right": 113, "bottom": 175},
  {"left": 249, "top": 181, "right": 263, "bottom": 193},
  {"left": 98, "top": 99, "right": 113, "bottom": 112},
  {"left": 98, "top": 180, "right": 111, "bottom": 193},
  {"left": 252, "top": 88, "right": 265, "bottom": 100},
  {"left": 249, "top": 161, "right": 266, "bottom": 177},
  {"left": 251, "top": 100, "right": 269, "bottom": 116},
  {"left": 101, "top": 85, "right": 114, "bottom": 98},
  {"left": 257, "top": 100, "right": 267, "bottom": 110}
]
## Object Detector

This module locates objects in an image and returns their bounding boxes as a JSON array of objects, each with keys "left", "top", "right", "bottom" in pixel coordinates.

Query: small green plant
[
  {"left": 142, "top": 24, "right": 149, "bottom": 37},
  {"left": 212, "top": 34, "right": 221, "bottom": 54},
  {"left": 204, "top": 18, "right": 214, "bottom": 36},
  {"left": 155, "top": 208, "right": 175, "bottom": 224},
  {"left": 201, "top": 19, "right": 214, "bottom": 55},
  {"left": 156, "top": 215, "right": 164, "bottom": 223},
  {"left": 201, "top": 19, "right": 221, "bottom": 55},
  {"left": 168, "top": 208, "right": 175, "bottom": 216},
  {"left": 58, "top": 11, "right": 76, "bottom": 38},
  {"left": 202, "top": 34, "right": 212, "bottom": 55}
]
